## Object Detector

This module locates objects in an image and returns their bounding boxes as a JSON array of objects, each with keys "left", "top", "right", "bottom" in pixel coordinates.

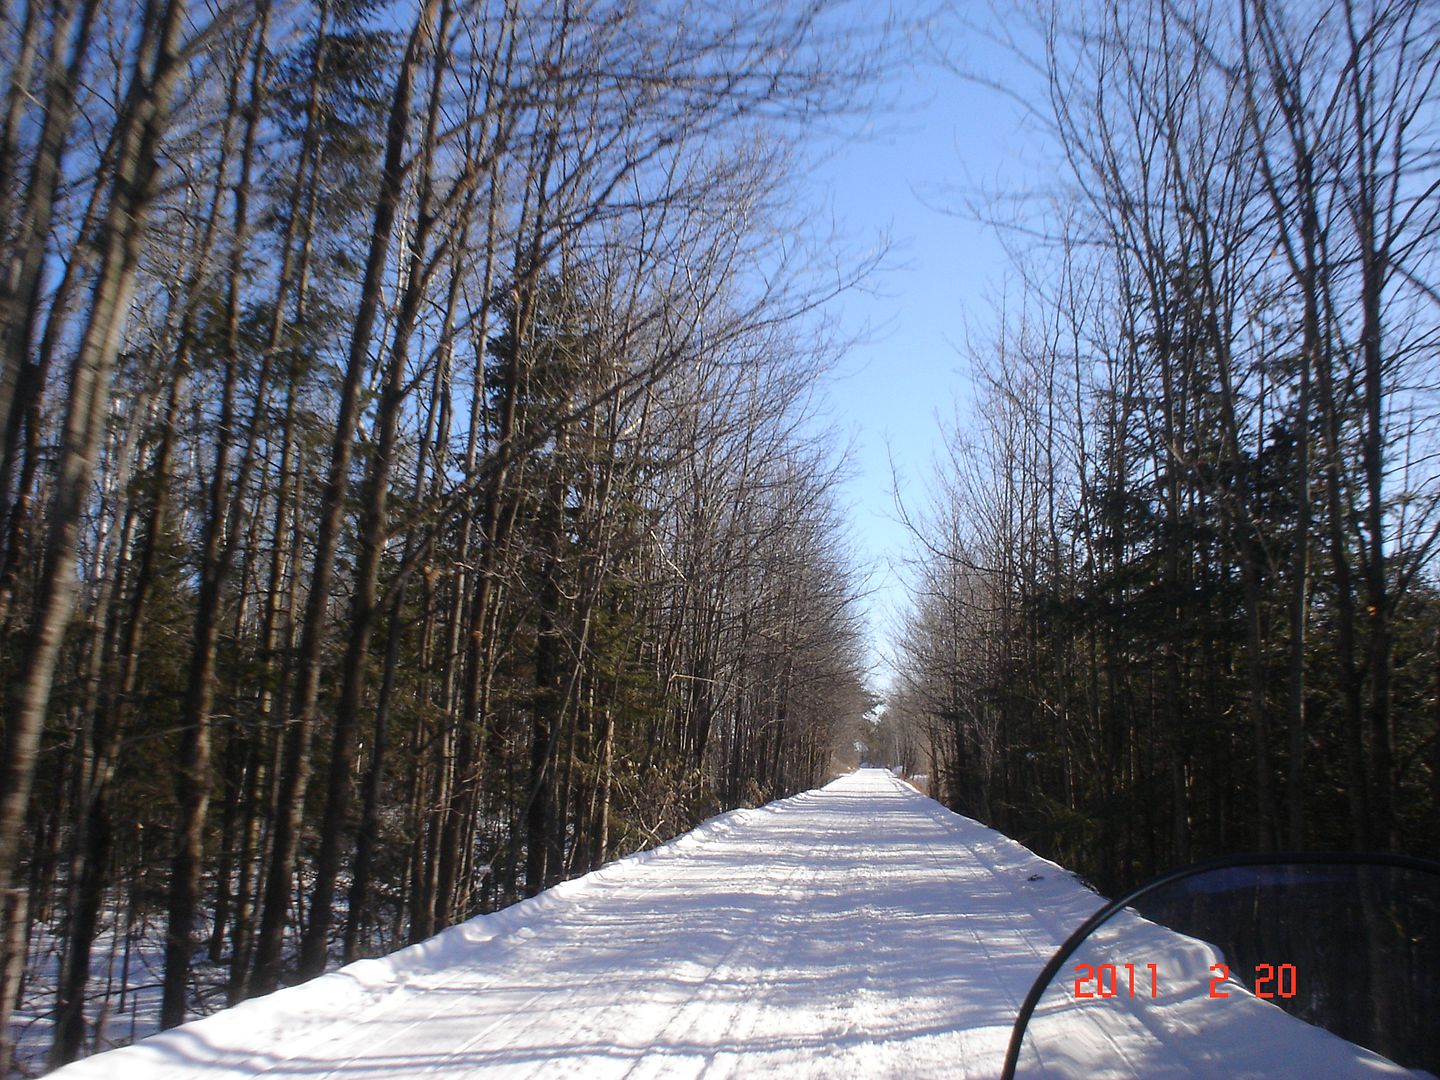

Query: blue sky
[{"left": 806, "top": 26, "right": 1038, "bottom": 694}]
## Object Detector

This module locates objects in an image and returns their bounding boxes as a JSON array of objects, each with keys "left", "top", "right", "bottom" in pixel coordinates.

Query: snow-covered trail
[
  {"left": 53, "top": 770, "right": 1090, "bottom": 1078},
  {"left": 49, "top": 769, "right": 1415, "bottom": 1078}
]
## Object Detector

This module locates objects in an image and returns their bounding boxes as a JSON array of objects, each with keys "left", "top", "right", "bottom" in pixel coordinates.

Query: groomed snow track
[{"left": 49, "top": 770, "right": 1414, "bottom": 1079}]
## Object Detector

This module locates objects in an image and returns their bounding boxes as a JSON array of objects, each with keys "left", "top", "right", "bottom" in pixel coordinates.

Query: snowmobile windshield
[{"left": 1002, "top": 854, "right": 1440, "bottom": 1079}]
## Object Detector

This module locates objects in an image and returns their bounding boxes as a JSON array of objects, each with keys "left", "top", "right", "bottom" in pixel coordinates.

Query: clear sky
[{"left": 805, "top": 22, "right": 1039, "bottom": 696}]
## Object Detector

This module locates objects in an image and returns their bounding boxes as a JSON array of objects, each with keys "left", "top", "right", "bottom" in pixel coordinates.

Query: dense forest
[
  {"left": 893, "top": 0, "right": 1439, "bottom": 895},
  {"left": 0, "top": 0, "right": 876, "bottom": 1071}
]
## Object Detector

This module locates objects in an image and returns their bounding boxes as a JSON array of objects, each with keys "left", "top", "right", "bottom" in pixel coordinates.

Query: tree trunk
[
  {"left": 0, "top": 0, "right": 98, "bottom": 517},
  {"left": 0, "top": 0, "right": 189, "bottom": 1063},
  {"left": 161, "top": 7, "right": 270, "bottom": 1024},
  {"left": 253, "top": 0, "right": 441, "bottom": 993}
]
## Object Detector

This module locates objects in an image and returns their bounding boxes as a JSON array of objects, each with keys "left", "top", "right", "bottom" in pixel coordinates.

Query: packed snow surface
[{"left": 50, "top": 769, "right": 1414, "bottom": 1078}]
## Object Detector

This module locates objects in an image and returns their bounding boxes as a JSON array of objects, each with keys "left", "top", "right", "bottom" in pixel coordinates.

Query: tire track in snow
[{"left": 616, "top": 830, "right": 842, "bottom": 1080}]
